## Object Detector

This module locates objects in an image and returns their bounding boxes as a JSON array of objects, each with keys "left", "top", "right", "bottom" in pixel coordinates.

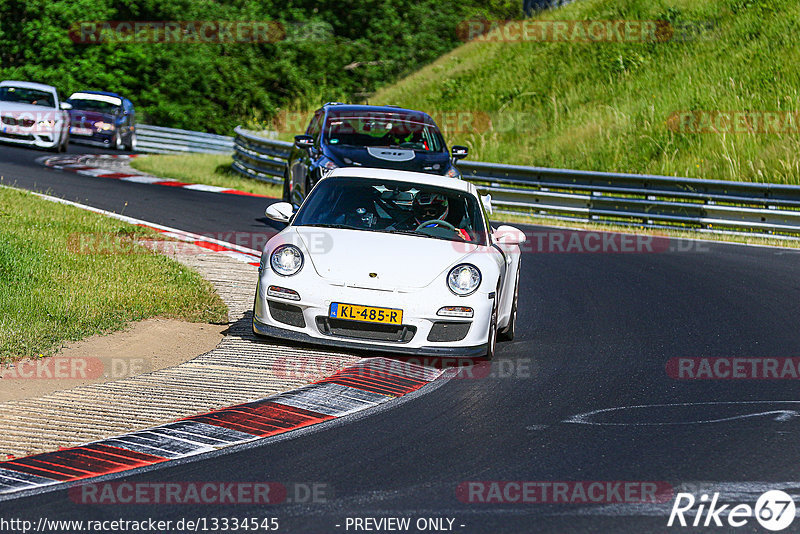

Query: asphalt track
[{"left": 2, "top": 142, "right": 800, "bottom": 533}]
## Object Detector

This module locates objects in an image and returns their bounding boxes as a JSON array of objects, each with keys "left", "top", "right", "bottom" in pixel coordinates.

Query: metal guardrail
[
  {"left": 231, "top": 126, "right": 292, "bottom": 184},
  {"left": 136, "top": 124, "right": 234, "bottom": 154},
  {"left": 231, "top": 127, "right": 800, "bottom": 238}
]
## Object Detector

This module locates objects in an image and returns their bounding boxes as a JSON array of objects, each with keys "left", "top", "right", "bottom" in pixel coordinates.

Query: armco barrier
[
  {"left": 135, "top": 124, "right": 234, "bottom": 154},
  {"left": 232, "top": 126, "right": 292, "bottom": 184},
  {"left": 229, "top": 127, "right": 800, "bottom": 238}
]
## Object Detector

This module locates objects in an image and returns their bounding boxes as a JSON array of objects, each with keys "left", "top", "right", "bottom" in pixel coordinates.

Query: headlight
[
  {"left": 94, "top": 121, "right": 113, "bottom": 131},
  {"left": 447, "top": 264, "right": 481, "bottom": 296},
  {"left": 270, "top": 245, "right": 304, "bottom": 276}
]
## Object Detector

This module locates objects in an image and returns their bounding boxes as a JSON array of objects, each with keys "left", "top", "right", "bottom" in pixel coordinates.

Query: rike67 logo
[{"left": 668, "top": 490, "right": 796, "bottom": 531}]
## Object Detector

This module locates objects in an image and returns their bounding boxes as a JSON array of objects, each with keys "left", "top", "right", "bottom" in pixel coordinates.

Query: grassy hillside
[{"left": 370, "top": 0, "right": 800, "bottom": 184}]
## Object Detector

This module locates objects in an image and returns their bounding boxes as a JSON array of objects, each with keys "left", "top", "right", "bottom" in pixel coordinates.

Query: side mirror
[
  {"left": 481, "top": 194, "right": 493, "bottom": 215},
  {"left": 493, "top": 225, "right": 527, "bottom": 245},
  {"left": 451, "top": 145, "right": 468, "bottom": 161},
  {"left": 294, "top": 135, "right": 314, "bottom": 150},
  {"left": 265, "top": 202, "right": 294, "bottom": 223},
  {"left": 60, "top": 102, "right": 73, "bottom": 110}
]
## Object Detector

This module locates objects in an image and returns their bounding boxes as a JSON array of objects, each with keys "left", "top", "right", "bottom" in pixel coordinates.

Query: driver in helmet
[{"left": 411, "top": 192, "right": 470, "bottom": 240}]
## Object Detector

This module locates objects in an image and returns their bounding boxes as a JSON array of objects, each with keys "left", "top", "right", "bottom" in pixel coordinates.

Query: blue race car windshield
[
  {"left": 324, "top": 112, "right": 445, "bottom": 152},
  {"left": 293, "top": 176, "right": 488, "bottom": 245},
  {"left": 67, "top": 99, "right": 120, "bottom": 114}
]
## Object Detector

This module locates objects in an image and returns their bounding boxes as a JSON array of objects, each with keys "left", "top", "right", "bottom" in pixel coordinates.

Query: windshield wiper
[
  {"left": 381, "top": 228, "right": 416, "bottom": 235},
  {"left": 379, "top": 228, "right": 440, "bottom": 240},
  {"left": 383, "top": 228, "right": 469, "bottom": 243},
  {"left": 301, "top": 223, "right": 361, "bottom": 230}
]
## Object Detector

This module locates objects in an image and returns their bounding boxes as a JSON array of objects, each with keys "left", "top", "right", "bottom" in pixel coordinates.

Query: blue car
[
  {"left": 66, "top": 91, "right": 136, "bottom": 151},
  {"left": 283, "top": 103, "right": 469, "bottom": 206}
]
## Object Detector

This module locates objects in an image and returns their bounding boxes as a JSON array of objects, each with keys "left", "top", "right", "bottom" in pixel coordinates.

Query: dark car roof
[{"left": 321, "top": 103, "right": 434, "bottom": 120}]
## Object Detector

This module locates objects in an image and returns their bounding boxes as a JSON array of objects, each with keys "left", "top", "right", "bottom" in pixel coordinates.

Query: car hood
[
  {"left": 294, "top": 227, "right": 478, "bottom": 290},
  {"left": 0, "top": 101, "right": 58, "bottom": 114},
  {"left": 324, "top": 144, "right": 451, "bottom": 175}
]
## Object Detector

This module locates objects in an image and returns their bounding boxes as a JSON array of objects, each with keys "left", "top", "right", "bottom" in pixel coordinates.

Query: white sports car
[
  {"left": 0, "top": 80, "right": 71, "bottom": 152},
  {"left": 253, "top": 167, "right": 526, "bottom": 359}
]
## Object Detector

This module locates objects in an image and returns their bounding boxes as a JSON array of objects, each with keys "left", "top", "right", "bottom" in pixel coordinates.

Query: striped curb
[
  {"left": 0, "top": 358, "right": 443, "bottom": 496},
  {"left": 137, "top": 224, "right": 263, "bottom": 267},
  {"left": 39, "top": 154, "right": 273, "bottom": 198},
  {"left": 0, "top": 188, "right": 447, "bottom": 498}
]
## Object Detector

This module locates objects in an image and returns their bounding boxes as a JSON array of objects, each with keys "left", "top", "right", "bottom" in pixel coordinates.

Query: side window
[{"left": 306, "top": 109, "right": 324, "bottom": 141}]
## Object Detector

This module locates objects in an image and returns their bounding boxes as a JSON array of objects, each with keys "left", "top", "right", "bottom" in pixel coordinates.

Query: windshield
[
  {"left": 0, "top": 87, "right": 55, "bottom": 107},
  {"left": 293, "top": 176, "right": 487, "bottom": 245},
  {"left": 67, "top": 98, "right": 120, "bottom": 114},
  {"left": 324, "top": 111, "right": 445, "bottom": 152}
]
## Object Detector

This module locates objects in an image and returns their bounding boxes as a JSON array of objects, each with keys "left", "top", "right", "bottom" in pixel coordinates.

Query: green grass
[
  {"left": 369, "top": 0, "right": 800, "bottom": 184},
  {"left": 0, "top": 187, "right": 228, "bottom": 362},
  {"left": 130, "top": 154, "right": 282, "bottom": 197}
]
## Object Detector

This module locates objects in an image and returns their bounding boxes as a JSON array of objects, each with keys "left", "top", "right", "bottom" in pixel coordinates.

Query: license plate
[
  {"left": 329, "top": 303, "right": 402, "bottom": 325},
  {"left": 70, "top": 127, "right": 93, "bottom": 136}
]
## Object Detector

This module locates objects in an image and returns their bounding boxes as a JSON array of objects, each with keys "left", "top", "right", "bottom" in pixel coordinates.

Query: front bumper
[
  {"left": 0, "top": 127, "right": 59, "bottom": 148},
  {"left": 253, "top": 316, "right": 488, "bottom": 357},
  {"left": 68, "top": 129, "right": 114, "bottom": 147},
  {"left": 252, "top": 273, "right": 494, "bottom": 358}
]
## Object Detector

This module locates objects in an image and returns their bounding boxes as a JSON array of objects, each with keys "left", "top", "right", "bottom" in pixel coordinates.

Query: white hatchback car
[
  {"left": 253, "top": 167, "right": 526, "bottom": 359},
  {"left": 0, "top": 81, "right": 71, "bottom": 151}
]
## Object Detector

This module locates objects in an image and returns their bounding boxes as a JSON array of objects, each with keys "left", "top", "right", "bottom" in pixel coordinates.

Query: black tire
[
  {"left": 126, "top": 132, "right": 137, "bottom": 152},
  {"left": 282, "top": 169, "right": 291, "bottom": 202},
  {"left": 498, "top": 264, "right": 520, "bottom": 342},
  {"left": 485, "top": 297, "right": 498, "bottom": 360},
  {"left": 52, "top": 132, "right": 68, "bottom": 153}
]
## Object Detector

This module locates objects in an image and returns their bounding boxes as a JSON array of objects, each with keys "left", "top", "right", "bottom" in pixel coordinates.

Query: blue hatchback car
[{"left": 66, "top": 91, "right": 136, "bottom": 151}]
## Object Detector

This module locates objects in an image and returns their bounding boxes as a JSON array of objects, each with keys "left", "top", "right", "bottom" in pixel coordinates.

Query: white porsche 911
[{"left": 253, "top": 167, "right": 526, "bottom": 359}]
